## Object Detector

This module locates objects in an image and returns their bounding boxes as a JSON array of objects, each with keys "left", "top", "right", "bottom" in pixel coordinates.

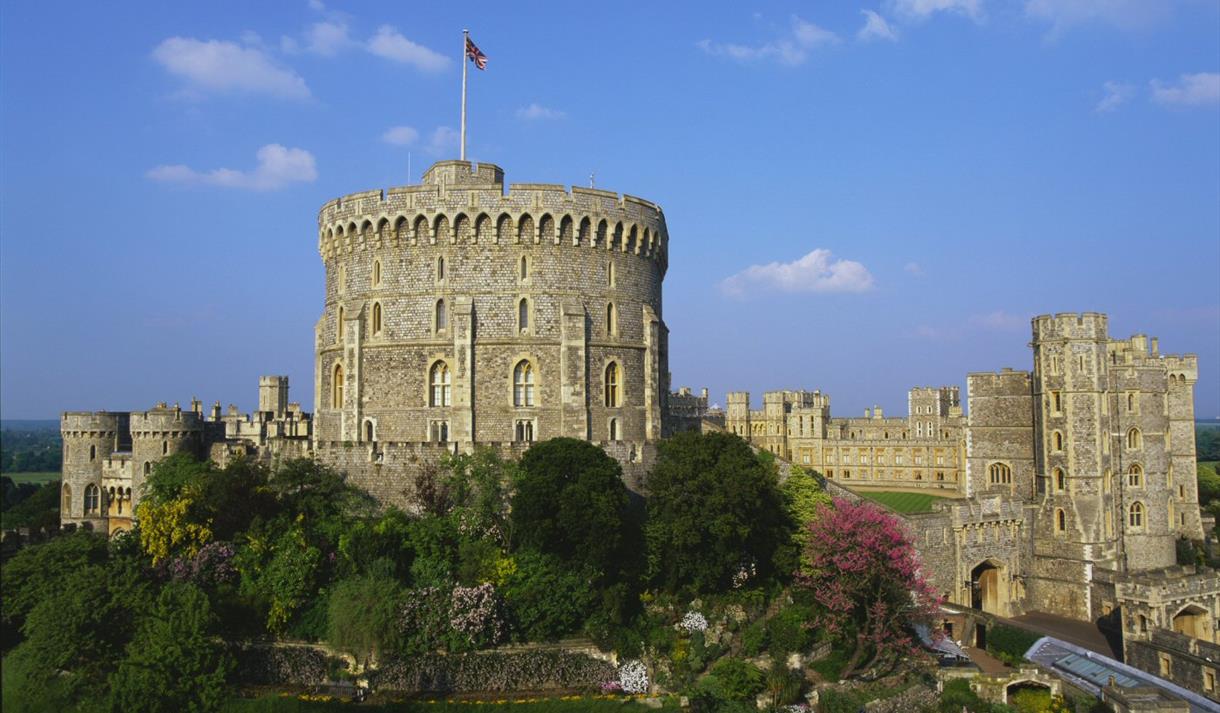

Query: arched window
[
  {"left": 604, "top": 362, "right": 620, "bottom": 408},
  {"left": 1127, "top": 393, "right": 1135, "bottom": 412},
  {"left": 144, "top": 462, "right": 151, "bottom": 476},
  {"left": 609, "top": 418, "right": 619, "bottom": 442},
  {"left": 1128, "top": 502, "right": 1144, "bottom": 529},
  {"left": 373, "top": 259, "right": 382, "bottom": 286},
  {"left": 430, "top": 361, "right": 451, "bottom": 407},
  {"left": 520, "top": 255, "right": 528, "bottom": 280},
  {"left": 372, "top": 302, "right": 383, "bottom": 335},
  {"left": 332, "top": 363, "right": 345, "bottom": 408},
  {"left": 435, "top": 299, "right": 447, "bottom": 333},
  {"left": 364, "top": 420, "right": 375, "bottom": 442},
  {"left": 513, "top": 360, "right": 535, "bottom": 407},
  {"left": 606, "top": 303, "right": 617, "bottom": 336},
  {"left": 1128, "top": 464, "right": 1143, "bottom": 488},
  {"left": 1054, "top": 467, "right": 1066, "bottom": 492},
  {"left": 1052, "top": 431, "right": 1064, "bottom": 452},
  {"left": 162, "top": 440, "right": 168, "bottom": 455},
  {"left": 518, "top": 298, "right": 529, "bottom": 332},
  {"left": 436, "top": 256, "right": 445, "bottom": 281},
  {"left": 90, "top": 445, "right": 96, "bottom": 462},
  {"left": 84, "top": 484, "right": 100, "bottom": 515},
  {"left": 1127, "top": 427, "right": 1142, "bottom": 450},
  {"left": 608, "top": 261, "right": 616, "bottom": 287},
  {"left": 337, "top": 305, "right": 345, "bottom": 342},
  {"left": 1056, "top": 508, "right": 1066, "bottom": 533},
  {"left": 62, "top": 484, "right": 71, "bottom": 514},
  {"left": 989, "top": 462, "right": 1012, "bottom": 485}
]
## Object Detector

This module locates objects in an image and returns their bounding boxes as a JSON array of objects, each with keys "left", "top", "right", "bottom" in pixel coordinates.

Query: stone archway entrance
[
  {"left": 1172, "top": 604, "right": 1212, "bottom": 642},
  {"left": 971, "top": 560, "right": 1008, "bottom": 616}
]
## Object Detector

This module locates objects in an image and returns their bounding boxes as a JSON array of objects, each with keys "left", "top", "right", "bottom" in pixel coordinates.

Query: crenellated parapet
[
  {"left": 1032, "top": 312, "right": 1109, "bottom": 341},
  {"left": 317, "top": 160, "right": 668, "bottom": 273}
]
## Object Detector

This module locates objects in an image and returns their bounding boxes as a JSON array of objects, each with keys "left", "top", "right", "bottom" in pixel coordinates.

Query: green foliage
[
  {"left": 986, "top": 623, "right": 1041, "bottom": 665},
  {"left": 500, "top": 550, "right": 595, "bottom": 641},
  {"left": 765, "top": 603, "right": 813, "bottom": 657},
  {"left": 336, "top": 508, "right": 414, "bottom": 580},
  {"left": 1197, "top": 425, "right": 1220, "bottom": 462},
  {"left": 442, "top": 447, "right": 517, "bottom": 541},
  {"left": 0, "top": 427, "right": 62, "bottom": 473},
  {"left": 221, "top": 695, "right": 680, "bottom": 712},
  {"left": 808, "top": 647, "right": 850, "bottom": 681},
  {"left": 645, "top": 432, "right": 793, "bottom": 594},
  {"left": 740, "top": 620, "right": 767, "bottom": 658},
  {"left": 0, "top": 478, "right": 60, "bottom": 531},
  {"left": 1009, "top": 688, "right": 1053, "bottom": 713},
  {"left": 511, "top": 438, "right": 638, "bottom": 585},
  {"left": 238, "top": 522, "right": 323, "bottom": 633},
  {"left": 326, "top": 575, "right": 404, "bottom": 665},
  {"left": 1197, "top": 461, "right": 1220, "bottom": 505},
  {"left": 703, "top": 657, "right": 764, "bottom": 701},
  {"left": 108, "top": 583, "right": 234, "bottom": 713},
  {"left": 1, "top": 531, "right": 109, "bottom": 639},
  {"left": 781, "top": 466, "right": 830, "bottom": 537}
]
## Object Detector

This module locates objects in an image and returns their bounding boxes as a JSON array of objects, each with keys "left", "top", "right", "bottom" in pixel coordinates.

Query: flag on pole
[{"left": 465, "top": 36, "right": 487, "bottom": 70}]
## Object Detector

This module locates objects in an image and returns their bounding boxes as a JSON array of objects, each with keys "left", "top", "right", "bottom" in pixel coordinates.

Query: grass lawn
[
  {"left": 222, "top": 695, "right": 680, "bottom": 712},
  {"left": 859, "top": 491, "right": 949, "bottom": 513},
  {"left": 2, "top": 471, "right": 60, "bottom": 484}
]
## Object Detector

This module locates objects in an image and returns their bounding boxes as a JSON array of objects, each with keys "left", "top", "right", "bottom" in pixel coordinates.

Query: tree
[
  {"left": 500, "top": 549, "right": 595, "bottom": 642},
  {"left": 510, "top": 438, "right": 637, "bottom": 583},
  {"left": 1, "top": 530, "right": 109, "bottom": 641},
  {"left": 326, "top": 575, "right": 404, "bottom": 666},
  {"left": 108, "top": 583, "right": 233, "bottom": 713},
  {"left": 645, "top": 432, "right": 793, "bottom": 594},
  {"left": 237, "top": 522, "right": 322, "bottom": 633},
  {"left": 796, "top": 498, "right": 940, "bottom": 679}
]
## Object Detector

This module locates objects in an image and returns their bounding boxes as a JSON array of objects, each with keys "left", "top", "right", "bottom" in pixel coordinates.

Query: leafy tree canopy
[{"left": 645, "top": 431, "right": 794, "bottom": 594}]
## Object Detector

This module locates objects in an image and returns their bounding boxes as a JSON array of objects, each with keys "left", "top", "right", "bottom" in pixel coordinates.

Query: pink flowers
[{"left": 797, "top": 498, "right": 941, "bottom": 678}]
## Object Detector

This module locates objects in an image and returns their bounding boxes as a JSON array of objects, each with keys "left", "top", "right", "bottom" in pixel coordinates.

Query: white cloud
[
  {"left": 719, "top": 249, "right": 874, "bottom": 297},
  {"left": 424, "top": 127, "right": 458, "bottom": 156},
  {"left": 1024, "top": 0, "right": 1169, "bottom": 36},
  {"left": 152, "top": 37, "right": 310, "bottom": 99},
  {"left": 1150, "top": 73, "right": 1220, "bottom": 108},
  {"left": 1095, "top": 81, "right": 1134, "bottom": 112},
  {"left": 889, "top": 0, "right": 983, "bottom": 22},
  {"left": 147, "top": 144, "right": 317, "bottom": 191},
  {"left": 516, "top": 103, "right": 566, "bottom": 120},
  {"left": 304, "top": 20, "right": 352, "bottom": 56},
  {"left": 970, "top": 310, "right": 1026, "bottom": 330},
  {"left": 367, "top": 26, "right": 449, "bottom": 72},
  {"left": 904, "top": 261, "right": 925, "bottom": 276},
  {"left": 307, "top": 0, "right": 326, "bottom": 10},
  {"left": 697, "top": 15, "right": 839, "bottom": 66},
  {"left": 858, "top": 10, "right": 899, "bottom": 42},
  {"left": 382, "top": 125, "right": 420, "bottom": 146}
]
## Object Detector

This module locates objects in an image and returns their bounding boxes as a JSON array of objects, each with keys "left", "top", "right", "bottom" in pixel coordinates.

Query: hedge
[
  {"left": 986, "top": 624, "right": 1042, "bottom": 664},
  {"left": 375, "top": 650, "right": 616, "bottom": 693}
]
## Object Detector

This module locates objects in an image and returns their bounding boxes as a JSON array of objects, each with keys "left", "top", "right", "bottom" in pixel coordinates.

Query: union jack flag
[{"left": 465, "top": 36, "right": 487, "bottom": 70}]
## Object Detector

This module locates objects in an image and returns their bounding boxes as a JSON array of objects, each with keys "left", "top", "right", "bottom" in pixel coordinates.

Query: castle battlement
[
  {"left": 966, "top": 369, "right": 1033, "bottom": 396},
  {"left": 317, "top": 162, "right": 666, "bottom": 267},
  {"left": 61, "top": 411, "right": 127, "bottom": 434},
  {"left": 1032, "top": 312, "right": 1109, "bottom": 340}
]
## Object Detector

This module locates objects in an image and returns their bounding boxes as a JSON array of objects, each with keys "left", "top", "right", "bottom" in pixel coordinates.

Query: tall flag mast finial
[{"left": 460, "top": 31, "right": 488, "bottom": 162}]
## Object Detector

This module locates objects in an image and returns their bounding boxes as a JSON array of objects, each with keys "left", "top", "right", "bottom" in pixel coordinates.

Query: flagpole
[{"left": 460, "top": 29, "right": 468, "bottom": 161}]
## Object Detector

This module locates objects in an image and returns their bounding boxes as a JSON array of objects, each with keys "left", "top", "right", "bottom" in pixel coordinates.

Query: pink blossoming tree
[{"left": 797, "top": 498, "right": 941, "bottom": 679}]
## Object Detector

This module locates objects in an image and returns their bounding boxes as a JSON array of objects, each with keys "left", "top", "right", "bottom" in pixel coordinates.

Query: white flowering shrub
[
  {"left": 618, "top": 659, "right": 648, "bottom": 694},
  {"left": 680, "top": 611, "right": 708, "bottom": 633}
]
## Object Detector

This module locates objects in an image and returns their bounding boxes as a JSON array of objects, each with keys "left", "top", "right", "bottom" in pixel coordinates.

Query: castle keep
[{"left": 58, "top": 162, "right": 1217, "bottom": 700}]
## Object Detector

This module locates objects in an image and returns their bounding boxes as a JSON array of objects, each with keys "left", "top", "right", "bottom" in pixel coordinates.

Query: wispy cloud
[
  {"left": 296, "top": 20, "right": 354, "bottom": 56},
  {"left": 889, "top": 0, "right": 983, "bottom": 22},
  {"left": 1150, "top": 73, "right": 1220, "bottom": 108},
  {"left": 367, "top": 26, "right": 449, "bottom": 72},
  {"left": 970, "top": 310, "right": 1026, "bottom": 330},
  {"left": 382, "top": 125, "right": 420, "bottom": 146},
  {"left": 1025, "top": 0, "right": 1170, "bottom": 36},
  {"left": 147, "top": 144, "right": 317, "bottom": 190},
  {"left": 516, "top": 103, "right": 566, "bottom": 121},
  {"left": 697, "top": 15, "right": 839, "bottom": 66},
  {"left": 904, "top": 262, "right": 925, "bottom": 276},
  {"left": 423, "top": 127, "right": 458, "bottom": 156},
  {"left": 719, "top": 249, "right": 874, "bottom": 297},
  {"left": 152, "top": 37, "right": 310, "bottom": 100},
  {"left": 858, "top": 10, "right": 899, "bottom": 41},
  {"left": 1095, "top": 80, "right": 1135, "bottom": 112}
]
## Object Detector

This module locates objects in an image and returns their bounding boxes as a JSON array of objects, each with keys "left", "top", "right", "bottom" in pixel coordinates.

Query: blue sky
[{"left": 2, "top": 0, "right": 1218, "bottom": 420}]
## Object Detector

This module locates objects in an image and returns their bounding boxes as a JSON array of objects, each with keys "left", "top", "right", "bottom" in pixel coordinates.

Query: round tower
[
  {"left": 313, "top": 160, "right": 668, "bottom": 457},
  {"left": 129, "top": 403, "right": 205, "bottom": 497},
  {"left": 60, "top": 412, "right": 127, "bottom": 527}
]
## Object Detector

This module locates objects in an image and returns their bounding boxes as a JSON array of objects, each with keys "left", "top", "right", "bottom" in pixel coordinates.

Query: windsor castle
[{"left": 59, "top": 160, "right": 1220, "bottom": 701}]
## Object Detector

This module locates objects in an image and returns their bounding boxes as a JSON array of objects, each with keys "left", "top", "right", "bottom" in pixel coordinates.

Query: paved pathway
[{"left": 963, "top": 646, "right": 1010, "bottom": 675}]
